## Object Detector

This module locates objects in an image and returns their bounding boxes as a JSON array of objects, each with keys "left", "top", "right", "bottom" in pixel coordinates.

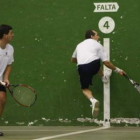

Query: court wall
[{"left": 0, "top": 0, "right": 140, "bottom": 126}]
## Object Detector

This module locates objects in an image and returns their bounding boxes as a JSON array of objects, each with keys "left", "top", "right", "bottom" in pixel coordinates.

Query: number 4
[{"left": 104, "top": 21, "right": 110, "bottom": 29}]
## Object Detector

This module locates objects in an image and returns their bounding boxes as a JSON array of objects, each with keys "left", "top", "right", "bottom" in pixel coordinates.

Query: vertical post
[
  {"left": 103, "top": 38, "right": 111, "bottom": 127},
  {"left": 94, "top": 3, "right": 118, "bottom": 127}
]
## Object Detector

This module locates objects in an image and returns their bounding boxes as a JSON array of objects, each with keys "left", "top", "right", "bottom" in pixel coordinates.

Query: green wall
[{"left": 0, "top": 0, "right": 140, "bottom": 126}]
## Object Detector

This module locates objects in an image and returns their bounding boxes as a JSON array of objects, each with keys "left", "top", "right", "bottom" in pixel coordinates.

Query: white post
[{"left": 103, "top": 38, "right": 111, "bottom": 127}]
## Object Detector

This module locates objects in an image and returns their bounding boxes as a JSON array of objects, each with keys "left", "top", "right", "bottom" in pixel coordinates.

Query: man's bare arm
[
  {"left": 3, "top": 65, "right": 12, "bottom": 85},
  {"left": 71, "top": 57, "right": 77, "bottom": 63},
  {"left": 103, "top": 60, "right": 125, "bottom": 75}
]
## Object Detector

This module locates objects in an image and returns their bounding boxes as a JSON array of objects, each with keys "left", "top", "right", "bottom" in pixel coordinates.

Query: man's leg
[
  {"left": 82, "top": 88, "right": 99, "bottom": 117},
  {"left": 0, "top": 91, "right": 6, "bottom": 136},
  {"left": 98, "top": 67, "right": 112, "bottom": 83},
  {"left": 98, "top": 67, "right": 104, "bottom": 78},
  {"left": 82, "top": 88, "right": 94, "bottom": 99},
  {"left": 0, "top": 92, "right": 6, "bottom": 117}
]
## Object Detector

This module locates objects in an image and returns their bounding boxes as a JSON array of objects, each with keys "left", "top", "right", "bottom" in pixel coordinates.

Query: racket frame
[
  {"left": 123, "top": 73, "right": 140, "bottom": 93},
  {"left": 0, "top": 81, "right": 37, "bottom": 107}
]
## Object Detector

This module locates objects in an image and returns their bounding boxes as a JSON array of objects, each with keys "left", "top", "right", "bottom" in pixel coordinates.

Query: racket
[
  {"left": 123, "top": 73, "right": 140, "bottom": 94},
  {"left": 0, "top": 81, "right": 37, "bottom": 107}
]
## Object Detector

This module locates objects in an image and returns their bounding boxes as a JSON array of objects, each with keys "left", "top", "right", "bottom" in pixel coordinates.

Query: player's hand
[
  {"left": 118, "top": 70, "right": 126, "bottom": 76},
  {"left": 4, "top": 79, "right": 10, "bottom": 87}
]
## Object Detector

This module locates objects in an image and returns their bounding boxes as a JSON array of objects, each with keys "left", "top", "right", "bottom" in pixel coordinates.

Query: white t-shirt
[
  {"left": 0, "top": 44, "right": 14, "bottom": 80},
  {"left": 72, "top": 39, "right": 108, "bottom": 65}
]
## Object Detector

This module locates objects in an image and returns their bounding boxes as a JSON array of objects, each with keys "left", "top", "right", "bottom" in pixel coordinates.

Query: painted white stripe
[
  {"left": 33, "top": 126, "right": 110, "bottom": 140},
  {"left": 103, "top": 38, "right": 111, "bottom": 127}
]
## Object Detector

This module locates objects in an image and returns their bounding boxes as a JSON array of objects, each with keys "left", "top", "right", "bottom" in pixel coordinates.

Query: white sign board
[
  {"left": 98, "top": 17, "right": 115, "bottom": 34},
  {"left": 94, "top": 2, "right": 119, "bottom": 12}
]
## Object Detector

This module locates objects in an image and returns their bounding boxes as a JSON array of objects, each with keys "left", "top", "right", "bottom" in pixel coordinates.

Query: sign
[
  {"left": 98, "top": 17, "right": 115, "bottom": 34},
  {"left": 94, "top": 2, "right": 119, "bottom": 12}
]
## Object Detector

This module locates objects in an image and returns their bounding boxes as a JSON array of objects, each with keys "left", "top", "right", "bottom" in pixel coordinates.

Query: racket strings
[{"left": 13, "top": 86, "right": 36, "bottom": 106}]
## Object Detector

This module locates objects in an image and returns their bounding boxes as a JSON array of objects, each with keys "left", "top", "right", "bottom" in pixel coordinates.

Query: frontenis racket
[
  {"left": 123, "top": 73, "right": 140, "bottom": 94},
  {"left": 0, "top": 81, "right": 37, "bottom": 107}
]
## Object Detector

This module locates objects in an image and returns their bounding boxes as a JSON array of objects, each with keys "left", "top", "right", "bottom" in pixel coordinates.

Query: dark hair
[
  {"left": 85, "top": 30, "right": 95, "bottom": 39},
  {"left": 0, "top": 24, "right": 13, "bottom": 39}
]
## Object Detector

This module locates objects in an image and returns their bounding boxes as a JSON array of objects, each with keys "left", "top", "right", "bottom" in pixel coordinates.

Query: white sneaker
[
  {"left": 102, "top": 69, "right": 112, "bottom": 83},
  {"left": 92, "top": 99, "right": 100, "bottom": 118},
  {"left": 102, "top": 76, "right": 109, "bottom": 83}
]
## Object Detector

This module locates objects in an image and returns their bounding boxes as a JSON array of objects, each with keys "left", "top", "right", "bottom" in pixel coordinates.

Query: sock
[{"left": 89, "top": 98, "right": 95, "bottom": 104}]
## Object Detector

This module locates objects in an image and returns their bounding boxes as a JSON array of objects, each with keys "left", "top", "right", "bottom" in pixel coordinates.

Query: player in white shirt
[
  {"left": 71, "top": 30, "right": 125, "bottom": 117},
  {"left": 0, "top": 24, "right": 14, "bottom": 136}
]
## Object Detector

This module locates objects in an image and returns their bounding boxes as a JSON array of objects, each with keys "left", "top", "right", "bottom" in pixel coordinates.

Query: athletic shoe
[
  {"left": 102, "top": 75, "right": 109, "bottom": 83},
  {"left": 92, "top": 99, "right": 100, "bottom": 117},
  {"left": 105, "top": 69, "right": 112, "bottom": 76},
  {"left": 102, "top": 69, "right": 112, "bottom": 83},
  {"left": 0, "top": 132, "right": 4, "bottom": 136}
]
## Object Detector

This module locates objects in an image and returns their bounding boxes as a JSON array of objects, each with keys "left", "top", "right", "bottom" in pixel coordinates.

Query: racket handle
[
  {"left": 123, "top": 73, "right": 129, "bottom": 79},
  {"left": 0, "top": 81, "right": 6, "bottom": 86}
]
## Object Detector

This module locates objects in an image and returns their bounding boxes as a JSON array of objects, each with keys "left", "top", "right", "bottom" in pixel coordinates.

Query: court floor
[{"left": 0, "top": 126, "right": 140, "bottom": 140}]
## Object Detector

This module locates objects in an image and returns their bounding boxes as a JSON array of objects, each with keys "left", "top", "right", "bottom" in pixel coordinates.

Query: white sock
[{"left": 89, "top": 98, "right": 95, "bottom": 104}]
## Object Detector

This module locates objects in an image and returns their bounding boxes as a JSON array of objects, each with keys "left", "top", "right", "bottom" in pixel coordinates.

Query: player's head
[
  {"left": 85, "top": 30, "right": 100, "bottom": 41},
  {"left": 0, "top": 24, "right": 14, "bottom": 42}
]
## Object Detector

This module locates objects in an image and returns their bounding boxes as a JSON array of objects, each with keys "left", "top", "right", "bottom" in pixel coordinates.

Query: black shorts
[
  {"left": 0, "top": 85, "right": 6, "bottom": 92},
  {"left": 78, "top": 59, "right": 100, "bottom": 89}
]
